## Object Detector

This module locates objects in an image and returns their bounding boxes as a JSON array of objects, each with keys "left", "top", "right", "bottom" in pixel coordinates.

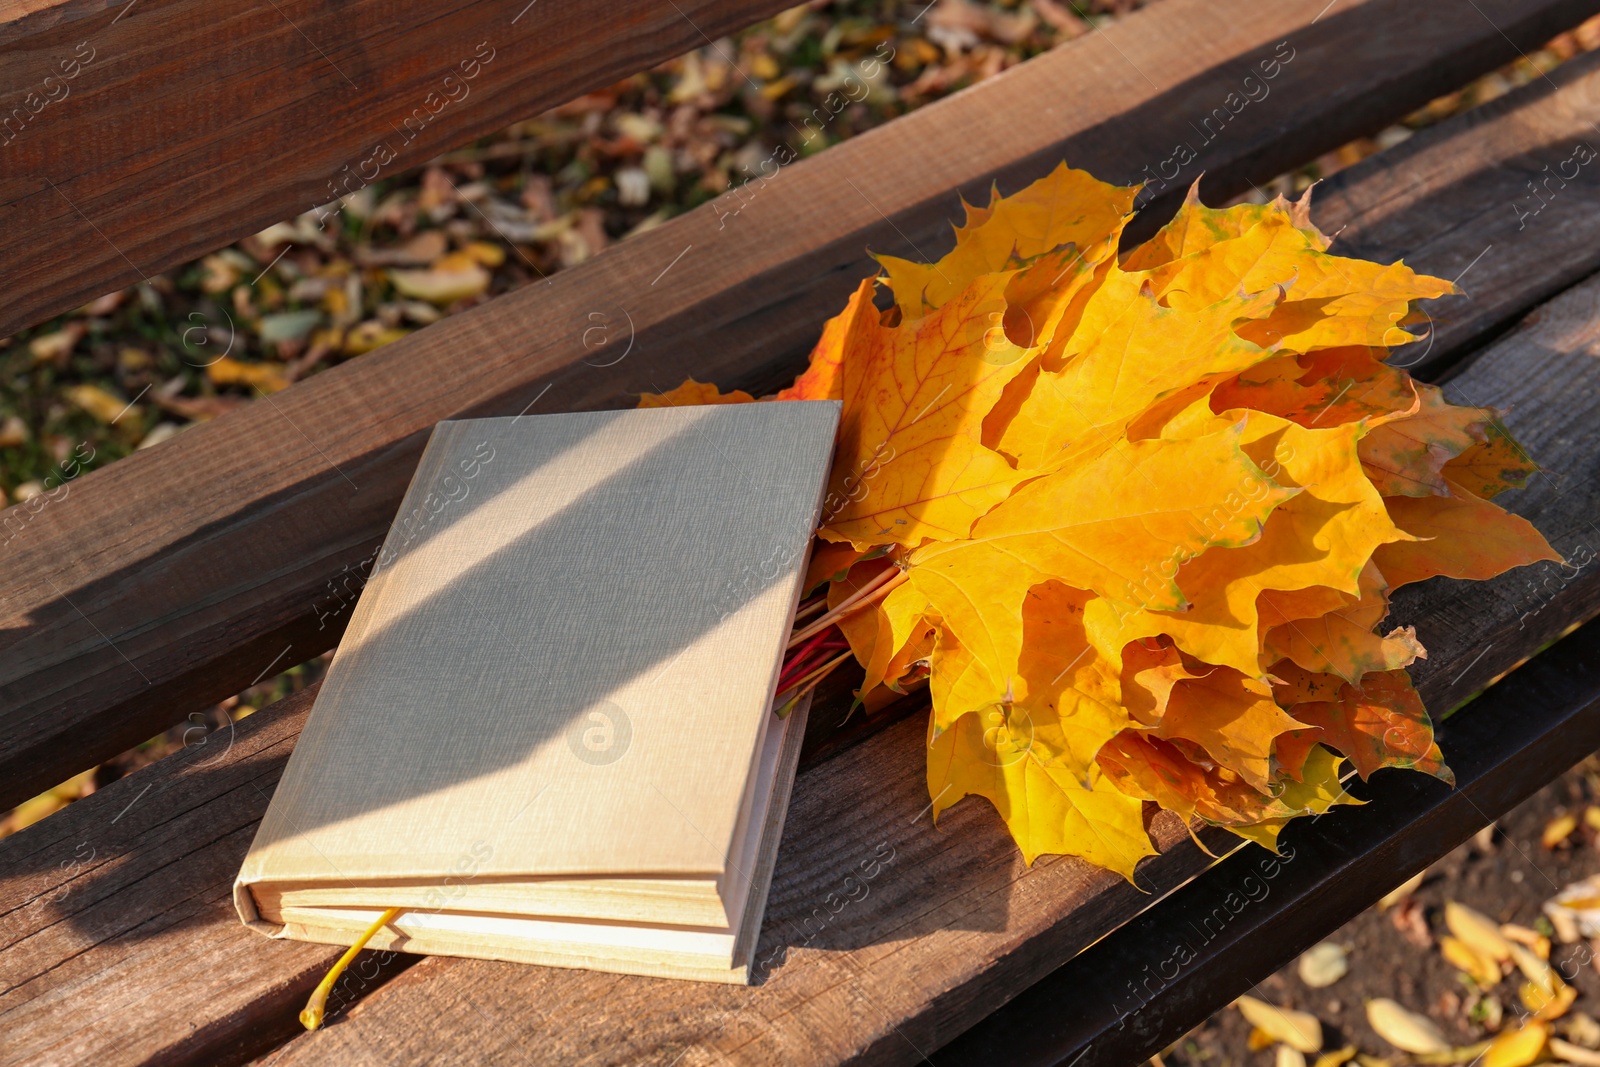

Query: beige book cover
[{"left": 235, "top": 400, "right": 841, "bottom": 983}]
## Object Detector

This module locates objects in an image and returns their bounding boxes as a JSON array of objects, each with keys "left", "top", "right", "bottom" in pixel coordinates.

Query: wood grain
[
  {"left": 1317, "top": 45, "right": 1600, "bottom": 373},
  {"left": 8, "top": 269, "right": 1600, "bottom": 1065},
  {"left": 4, "top": 0, "right": 1594, "bottom": 813},
  {"left": 0, "top": 0, "right": 799, "bottom": 339},
  {"left": 0, "top": 686, "right": 401, "bottom": 1067}
]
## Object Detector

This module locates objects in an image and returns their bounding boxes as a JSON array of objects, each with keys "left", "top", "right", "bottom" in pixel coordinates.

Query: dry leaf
[
  {"left": 65, "top": 383, "right": 137, "bottom": 425},
  {"left": 1483, "top": 1023, "right": 1548, "bottom": 1067},
  {"left": 1367, "top": 998, "right": 1451, "bottom": 1054},
  {"left": 1447, "top": 901, "right": 1514, "bottom": 962},
  {"left": 1443, "top": 424, "right": 1537, "bottom": 500},
  {"left": 1441, "top": 935, "right": 1503, "bottom": 989},
  {"left": 207, "top": 357, "right": 290, "bottom": 395},
  {"left": 1235, "top": 995, "right": 1323, "bottom": 1053},
  {"left": 1522, "top": 979, "right": 1578, "bottom": 1021},
  {"left": 1551, "top": 1036, "right": 1600, "bottom": 1066},
  {"left": 1501, "top": 923, "right": 1552, "bottom": 960},
  {"left": 388, "top": 262, "right": 490, "bottom": 305},
  {"left": 1563, "top": 1014, "right": 1600, "bottom": 1050},
  {"left": 1378, "top": 870, "right": 1427, "bottom": 910},
  {"left": 1298, "top": 942, "right": 1350, "bottom": 989},
  {"left": 1374, "top": 480, "right": 1559, "bottom": 589},
  {"left": 1545, "top": 812, "right": 1581, "bottom": 849},
  {"left": 1510, "top": 941, "right": 1557, "bottom": 996}
]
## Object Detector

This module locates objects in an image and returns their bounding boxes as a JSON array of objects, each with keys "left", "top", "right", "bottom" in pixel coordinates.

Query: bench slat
[
  {"left": 1316, "top": 48, "right": 1600, "bottom": 374},
  {"left": 3, "top": 0, "right": 1592, "bottom": 813},
  {"left": 0, "top": 0, "right": 797, "bottom": 339},
  {"left": 0, "top": 689, "right": 351, "bottom": 1067},
  {"left": 7, "top": 258, "right": 1600, "bottom": 1065}
]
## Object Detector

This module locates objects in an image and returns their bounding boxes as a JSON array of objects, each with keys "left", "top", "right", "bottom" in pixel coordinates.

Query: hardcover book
[{"left": 234, "top": 399, "right": 841, "bottom": 983}]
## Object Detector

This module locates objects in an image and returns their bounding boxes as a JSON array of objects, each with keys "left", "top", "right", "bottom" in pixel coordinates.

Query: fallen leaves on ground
[{"left": 1299, "top": 942, "right": 1351, "bottom": 989}]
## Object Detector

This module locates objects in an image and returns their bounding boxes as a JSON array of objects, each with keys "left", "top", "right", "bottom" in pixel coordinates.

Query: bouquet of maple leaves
[{"left": 642, "top": 164, "right": 1558, "bottom": 880}]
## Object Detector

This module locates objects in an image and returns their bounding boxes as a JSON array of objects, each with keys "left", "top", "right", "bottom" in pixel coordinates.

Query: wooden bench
[{"left": 6, "top": 0, "right": 1600, "bottom": 1063}]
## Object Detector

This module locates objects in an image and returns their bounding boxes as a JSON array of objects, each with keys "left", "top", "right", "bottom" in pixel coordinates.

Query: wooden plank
[
  {"left": 0, "top": 687, "right": 413, "bottom": 1067},
  {"left": 0, "top": 0, "right": 799, "bottom": 339},
  {"left": 212, "top": 241, "right": 1600, "bottom": 1067},
  {"left": 3, "top": 0, "right": 1593, "bottom": 814},
  {"left": 1316, "top": 45, "right": 1600, "bottom": 373},
  {"left": 8, "top": 267, "right": 1598, "bottom": 1065}
]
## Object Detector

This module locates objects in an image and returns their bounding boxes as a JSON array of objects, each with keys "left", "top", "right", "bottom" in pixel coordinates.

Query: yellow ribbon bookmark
[{"left": 299, "top": 906, "right": 402, "bottom": 1031}]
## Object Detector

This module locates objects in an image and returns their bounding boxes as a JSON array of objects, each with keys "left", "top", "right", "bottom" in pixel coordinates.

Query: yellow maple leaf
[
  {"left": 927, "top": 705, "right": 1155, "bottom": 875},
  {"left": 1143, "top": 210, "right": 1454, "bottom": 358},
  {"left": 1116, "top": 638, "right": 1306, "bottom": 792},
  {"left": 1235, "top": 259, "right": 1454, "bottom": 352},
  {"left": 1270, "top": 661, "right": 1452, "bottom": 784},
  {"left": 636, "top": 378, "right": 755, "bottom": 407},
  {"left": 1442, "top": 422, "right": 1538, "bottom": 500},
  {"left": 1122, "top": 184, "right": 1327, "bottom": 272},
  {"left": 1210, "top": 346, "right": 1416, "bottom": 429},
  {"left": 1263, "top": 561, "right": 1425, "bottom": 683},
  {"left": 1083, "top": 412, "right": 1407, "bottom": 678},
  {"left": 833, "top": 562, "right": 931, "bottom": 697},
  {"left": 1005, "top": 581, "right": 1127, "bottom": 779},
  {"left": 879, "top": 162, "right": 1136, "bottom": 317},
  {"left": 819, "top": 271, "right": 1049, "bottom": 546},
  {"left": 776, "top": 278, "right": 874, "bottom": 403},
  {"left": 1358, "top": 381, "right": 1492, "bottom": 497},
  {"left": 992, "top": 267, "right": 1282, "bottom": 469},
  {"left": 1153, "top": 664, "right": 1308, "bottom": 793},
  {"left": 909, "top": 425, "right": 1293, "bottom": 722},
  {"left": 654, "top": 161, "right": 1554, "bottom": 878},
  {"left": 1096, "top": 732, "right": 1351, "bottom": 845}
]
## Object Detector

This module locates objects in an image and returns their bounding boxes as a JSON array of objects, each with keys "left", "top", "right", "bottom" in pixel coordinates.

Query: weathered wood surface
[
  {"left": 0, "top": 0, "right": 801, "bottom": 339},
  {"left": 5, "top": 0, "right": 1596, "bottom": 815},
  {"left": 8, "top": 267, "right": 1599, "bottom": 1065},
  {"left": 1318, "top": 46, "right": 1600, "bottom": 373},
  {"left": 0, "top": 688, "right": 362, "bottom": 1067}
]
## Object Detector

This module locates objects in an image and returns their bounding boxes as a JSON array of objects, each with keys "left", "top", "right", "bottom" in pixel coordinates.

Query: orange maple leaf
[
  {"left": 650, "top": 162, "right": 1554, "bottom": 877},
  {"left": 636, "top": 378, "right": 755, "bottom": 407}
]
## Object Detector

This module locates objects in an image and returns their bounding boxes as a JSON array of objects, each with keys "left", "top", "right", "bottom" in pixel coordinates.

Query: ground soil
[{"left": 1166, "top": 757, "right": 1600, "bottom": 1066}]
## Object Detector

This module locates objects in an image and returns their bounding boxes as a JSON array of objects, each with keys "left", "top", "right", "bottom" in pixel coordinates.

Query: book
[{"left": 234, "top": 399, "right": 841, "bottom": 984}]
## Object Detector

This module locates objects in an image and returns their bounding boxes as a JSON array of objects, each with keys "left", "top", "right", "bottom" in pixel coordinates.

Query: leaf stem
[
  {"left": 777, "top": 649, "right": 856, "bottom": 702},
  {"left": 792, "top": 593, "right": 829, "bottom": 624},
  {"left": 788, "top": 566, "right": 907, "bottom": 649},
  {"left": 300, "top": 906, "right": 402, "bottom": 1031},
  {"left": 778, "top": 630, "right": 850, "bottom": 692}
]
